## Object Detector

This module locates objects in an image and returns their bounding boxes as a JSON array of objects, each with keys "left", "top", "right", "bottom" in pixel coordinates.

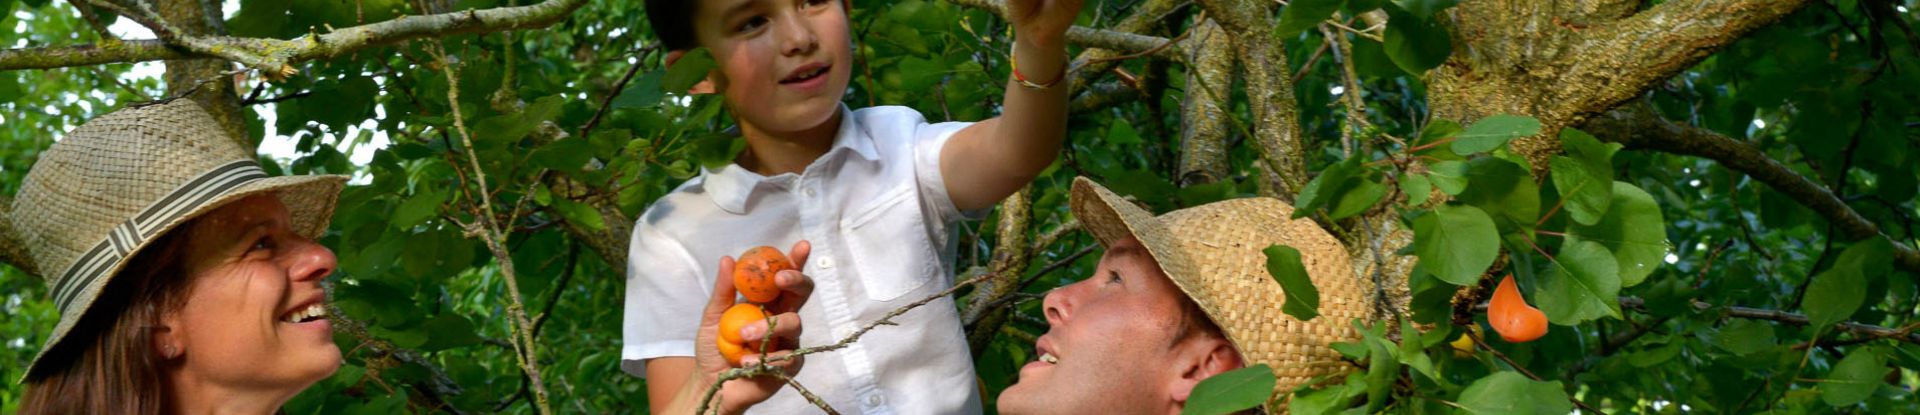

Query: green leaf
[
  {"left": 1382, "top": 5, "right": 1453, "bottom": 76},
  {"left": 1294, "top": 156, "right": 1385, "bottom": 220},
  {"left": 689, "top": 133, "right": 747, "bottom": 170},
  {"left": 1181, "top": 365, "right": 1277, "bottom": 415},
  {"left": 1412, "top": 205, "right": 1500, "bottom": 285},
  {"left": 1535, "top": 239, "right": 1622, "bottom": 324},
  {"left": 1289, "top": 373, "right": 1364, "bottom": 415},
  {"left": 1805, "top": 237, "right": 1893, "bottom": 330},
  {"left": 417, "top": 314, "right": 483, "bottom": 352},
  {"left": 552, "top": 198, "right": 606, "bottom": 232},
  {"left": 612, "top": 70, "right": 665, "bottom": 109},
  {"left": 1548, "top": 129, "right": 1621, "bottom": 226},
  {"left": 1455, "top": 158, "right": 1540, "bottom": 233},
  {"left": 1401, "top": 173, "right": 1433, "bottom": 206},
  {"left": 1711, "top": 319, "right": 1777, "bottom": 356},
  {"left": 530, "top": 137, "right": 595, "bottom": 172},
  {"left": 390, "top": 190, "right": 444, "bottom": 230},
  {"left": 1106, "top": 119, "right": 1143, "bottom": 145},
  {"left": 1456, "top": 371, "right": 1573, "bottom": 415},
  {"left": 1264, "top": 245, "right": 1321, "bottom": 321},
  {"left": 1451, "top": 115, "right": 1543, "bottom": 155},
  {"left": 1275, "top": 0, "right": 1347, "bottom": 39},
  {"left": 1427, "top": 160, "right": 1469, "bottom": 195},
  {"left": 1328, "top": 176, "right": 1387, "bottom": 220},
  {"left": 1392, "top": 0, "right": 1459, "bottom": 19},
  {"left": 1821, "top": 347, "right": 1888, "bottom": 407},
  {"left": 1565, "top": 182, "right": 1667, "bottom": 287},
  {"left": 663, "top": 48, "right": 717, "bottom": 93}
]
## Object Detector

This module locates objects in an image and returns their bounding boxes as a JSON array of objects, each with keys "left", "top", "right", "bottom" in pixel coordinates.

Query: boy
[{"left": 623, "top": 0, "right": 1083, "bottom": 413}]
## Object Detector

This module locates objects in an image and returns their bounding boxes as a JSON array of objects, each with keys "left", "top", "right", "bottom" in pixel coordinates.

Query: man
[{"left": 996, "top": 177, "right": 1380, "bottom": 414}]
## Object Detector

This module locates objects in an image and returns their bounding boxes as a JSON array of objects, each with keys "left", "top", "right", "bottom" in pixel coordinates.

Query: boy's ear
[
  {"left": 664, "top": 50, "right": 718, "bottom": 95},
  {"left": 1169, "top": 338, "right": 1246, "bottom": 403}
]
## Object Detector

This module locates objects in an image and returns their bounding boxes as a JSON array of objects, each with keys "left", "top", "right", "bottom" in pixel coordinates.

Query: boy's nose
[{"left": 777, "top": 13, "right": 819, "bottom": 56}]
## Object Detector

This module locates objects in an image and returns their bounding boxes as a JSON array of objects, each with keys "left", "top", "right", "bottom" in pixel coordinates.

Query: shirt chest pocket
[{"left": 840, "top": 185, "right": 940, "bottom": 302}]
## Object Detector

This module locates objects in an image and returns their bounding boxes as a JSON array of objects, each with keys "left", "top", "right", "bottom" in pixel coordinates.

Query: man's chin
[{"left": 994, "top": 385, "right": 1046, "bottom": 415}]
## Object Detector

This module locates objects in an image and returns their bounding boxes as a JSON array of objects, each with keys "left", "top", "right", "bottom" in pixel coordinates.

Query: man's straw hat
[
  {"left": 1069, "top": 177, "right": 1374, "bottom": 406},
  {"left": 0, "top": 100, "right": 346, "bottom": 379}
]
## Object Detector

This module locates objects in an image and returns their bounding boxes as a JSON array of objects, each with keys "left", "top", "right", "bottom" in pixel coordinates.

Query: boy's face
[{"left": 692, "top": 0, "right": 853, "bottom": 135}]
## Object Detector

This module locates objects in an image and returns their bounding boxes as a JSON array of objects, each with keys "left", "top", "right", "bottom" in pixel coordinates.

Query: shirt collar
[{"left": 702, "top": 104, "right": 874, "bottom": 214}]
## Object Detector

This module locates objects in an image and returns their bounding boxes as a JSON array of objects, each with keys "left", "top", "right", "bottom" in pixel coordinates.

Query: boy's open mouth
[{"left": 781, "top": 63, "right": 831, "bottom": 85}]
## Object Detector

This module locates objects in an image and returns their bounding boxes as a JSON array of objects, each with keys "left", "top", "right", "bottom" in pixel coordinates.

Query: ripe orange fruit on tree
[
  {"left": 1489, "top": 274, "right": 1548, "bottom": 343},
  {"left": 717, "top": 303, "right": 772, "bottom": 366},
  {"left": 733, "top": 246, "right": 792, "bottom": 304}
]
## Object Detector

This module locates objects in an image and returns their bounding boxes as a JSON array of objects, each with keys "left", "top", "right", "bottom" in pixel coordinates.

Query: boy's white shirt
[{"left": 623, "top": 105, "right": 985, "bottom": 414}]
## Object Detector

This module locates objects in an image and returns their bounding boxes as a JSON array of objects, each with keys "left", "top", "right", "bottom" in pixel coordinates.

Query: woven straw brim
[
  {"left": 1069, "top": 177, "right": 1371, "bottom": 408},
  {"left": 23, "top": 174, "right": 345, "bottom": 379}
]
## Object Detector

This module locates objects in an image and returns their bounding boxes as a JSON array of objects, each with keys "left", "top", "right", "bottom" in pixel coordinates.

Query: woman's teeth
[{"left": 281, "top": 303, "right": 328, "bottom": 323}]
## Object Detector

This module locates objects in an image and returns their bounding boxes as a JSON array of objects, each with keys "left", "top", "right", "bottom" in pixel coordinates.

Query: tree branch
[
  {"left": 1550, "top": 0, "right": 1813, "bottom": 128},
  {"left": 1199, "top": 0, "right": 1308, "bottom": 199},
  {"left": 943, "top": 0, "right": 1185, "bottom": 58},
  {"left": 0, "top": 0, "right": 587, "bottom": 74},
  {"left": 963, "top": 187, "right": 1035, "bottom": 355},
  {"left": 1175, "top": 19, "right": 1233, "bottom": 187},
  {"left": 1581, "top": 101, "right": 1920, "bottom": 275}
]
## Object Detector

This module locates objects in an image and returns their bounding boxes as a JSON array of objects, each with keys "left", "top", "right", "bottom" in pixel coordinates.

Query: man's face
[
  {"left": 996, "top": 237, "right": 1201, "bottom": 415},
  {"left": 691, "top": 0, "right": 853, "bottom": 135}
]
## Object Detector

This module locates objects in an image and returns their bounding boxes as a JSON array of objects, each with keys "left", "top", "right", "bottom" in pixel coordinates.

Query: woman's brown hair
[{"left": 18, "top": 222, "right": 196, "bottom": 414}]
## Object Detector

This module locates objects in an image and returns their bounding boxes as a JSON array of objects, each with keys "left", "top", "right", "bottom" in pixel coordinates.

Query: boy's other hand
[
  {"left": 1008, "top": 0, "right": 1085, "bottom": 47},
  {"left": 690, "top": 253, "right": 808, "bottom": 414}
]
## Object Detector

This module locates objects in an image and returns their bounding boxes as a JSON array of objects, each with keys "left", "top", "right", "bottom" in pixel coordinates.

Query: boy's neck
[{"left": 734, "top": 109, "right": 844, "bottom": 177}]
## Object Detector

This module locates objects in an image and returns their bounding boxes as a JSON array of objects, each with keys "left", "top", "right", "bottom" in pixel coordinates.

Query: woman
[{"left": 0, "top": 100, "right": 348, "bottom": 414}]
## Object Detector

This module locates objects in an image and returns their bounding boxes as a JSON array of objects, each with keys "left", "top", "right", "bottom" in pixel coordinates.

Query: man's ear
[
  {"left": 1170, "top": 337, "right": 1246, "bottom": 403},
  {"left": 664, "top": 50, "right": 718, "bottom": 95}
]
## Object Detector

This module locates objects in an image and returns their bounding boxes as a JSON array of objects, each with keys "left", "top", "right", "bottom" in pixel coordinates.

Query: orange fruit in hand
[
  {"left": 1489, "top": 274, "right": 1549, "bottom": 343},
  {"left": 717, "top": 303, "right": 772, "bottom": 366},
  {"left": 733, "top": 246, "right": 793, "bottom": 304}
]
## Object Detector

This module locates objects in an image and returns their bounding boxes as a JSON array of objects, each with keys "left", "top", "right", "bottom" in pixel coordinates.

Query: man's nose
[{"left": 1042, "top": 284, "right": 1075, "bottom": 326}]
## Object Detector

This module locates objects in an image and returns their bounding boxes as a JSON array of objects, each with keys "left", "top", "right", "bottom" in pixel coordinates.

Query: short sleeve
[
  {"left": 620, "top": 221, "right": 709, "bottom": 378},
  {"left": 912, "top": 119, "right": 989, "bottom": 223}
]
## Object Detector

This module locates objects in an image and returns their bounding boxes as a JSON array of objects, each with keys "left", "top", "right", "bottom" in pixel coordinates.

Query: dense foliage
[{"left": 2, "top": 0, "right": 1918, "bottom": 413}]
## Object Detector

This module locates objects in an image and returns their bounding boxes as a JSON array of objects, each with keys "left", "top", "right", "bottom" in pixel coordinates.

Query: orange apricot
[
  {"left": 733, "top": 246, "right": 792, "bottom": 304},
  {"left": 1489, "top": 274, "right": 1549, "bottom": 343},
  {"left": 716, "top": 303, "right": 772, "bottom": 366}
]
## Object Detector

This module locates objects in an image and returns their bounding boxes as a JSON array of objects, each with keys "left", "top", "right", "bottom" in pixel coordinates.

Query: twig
[
  {"left": 579, "top": 46, "right": 657, "bottom": 138},
  {"left": 432, "top": 40, "right": 553, "bottom": 415}
]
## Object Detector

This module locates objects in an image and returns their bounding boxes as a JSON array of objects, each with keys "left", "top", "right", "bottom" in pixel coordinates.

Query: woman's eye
[{"left": 250, "top": 236, "right": 273, "bottom": 253}]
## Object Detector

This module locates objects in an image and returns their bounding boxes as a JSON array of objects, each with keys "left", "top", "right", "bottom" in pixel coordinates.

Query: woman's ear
[
  {"left": 1169, "top": 338, "right": 1246, "bottom": 403},
  {"left": 665, "top": 50, "right": 718, "bottom": 95},
  {"left": 151, "top": 307, "right": 183, "bottom": 360}
]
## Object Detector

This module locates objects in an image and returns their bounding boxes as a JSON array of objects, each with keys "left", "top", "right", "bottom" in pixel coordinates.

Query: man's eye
[
  {"left": 805, "top": 0, "right": 832, "bottom": 7},
  {"left": 1106, "top": 270, "right": 1122, "bottom": 284}
]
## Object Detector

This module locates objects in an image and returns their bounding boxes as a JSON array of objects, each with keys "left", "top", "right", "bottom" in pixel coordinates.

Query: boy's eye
[
  {"left": 737, "top": 16, "right": 769, "bottom": 33},
  {"left": 804, "top": 0, "right": 832, "bottom": 7}
]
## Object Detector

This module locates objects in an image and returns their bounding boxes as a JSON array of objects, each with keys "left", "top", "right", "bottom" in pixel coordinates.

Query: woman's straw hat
[
  {"left": 0, "top": 99, "right": 346, "bottom": 378},
  {"left": 1069, "top": 177, "right": 1374, "bottom": 406}
]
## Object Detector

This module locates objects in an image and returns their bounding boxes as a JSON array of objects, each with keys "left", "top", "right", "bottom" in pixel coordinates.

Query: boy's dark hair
[{"left": 644, "top": 0, "right": 699, "bottom": 51}]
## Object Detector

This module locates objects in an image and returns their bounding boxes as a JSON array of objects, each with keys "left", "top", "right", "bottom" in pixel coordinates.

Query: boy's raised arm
[{"left": 940, "top": 0, "right": 1084, "bottom": 212}]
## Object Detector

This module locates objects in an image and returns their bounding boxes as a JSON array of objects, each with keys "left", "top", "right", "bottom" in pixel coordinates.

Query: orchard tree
[{"left": 1, "top": 0, "right": 1916, "bottom": 413}]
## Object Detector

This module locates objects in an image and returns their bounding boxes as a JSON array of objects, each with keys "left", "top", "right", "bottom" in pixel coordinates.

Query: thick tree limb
[
  {"left": 1582, "top": 102, "right": 1920, "bottom": 275},
  {"left": 943, "top": 0, "right": 1185, "bottom": 58},
  {"left": 963, "top": 187, "right": 1035, "bottom": 355},
  {"left": 1176, "top": 19, "right": 1233, "bottom": 187},
  {"left": 1064, "top": 0, "right": 1186, "bottom": 93},
  {"left": 0, "top": 0, "right": 587, "bottom": 73},
  {"left": 1193, "top": 0, "right": 1308, "bottom": 199},
  {"left": 1551, "top": 0, "right": 1812, "bottom": 125}
]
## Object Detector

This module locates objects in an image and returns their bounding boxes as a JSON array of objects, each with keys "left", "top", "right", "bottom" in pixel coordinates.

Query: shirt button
[
  {"left": 802, "top": 187, "right": 815, "bottom": 197},
  {"left": 866, "top": 395, "right": 883, "bottom": 406},
  {"left": 817, "top": 258, "right": 835, "bottom": 269}
]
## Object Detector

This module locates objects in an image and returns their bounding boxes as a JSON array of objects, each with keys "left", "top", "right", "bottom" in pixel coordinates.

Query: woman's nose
[{"left": 284, "top": 237, "right": 336, "bottom": 283}]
